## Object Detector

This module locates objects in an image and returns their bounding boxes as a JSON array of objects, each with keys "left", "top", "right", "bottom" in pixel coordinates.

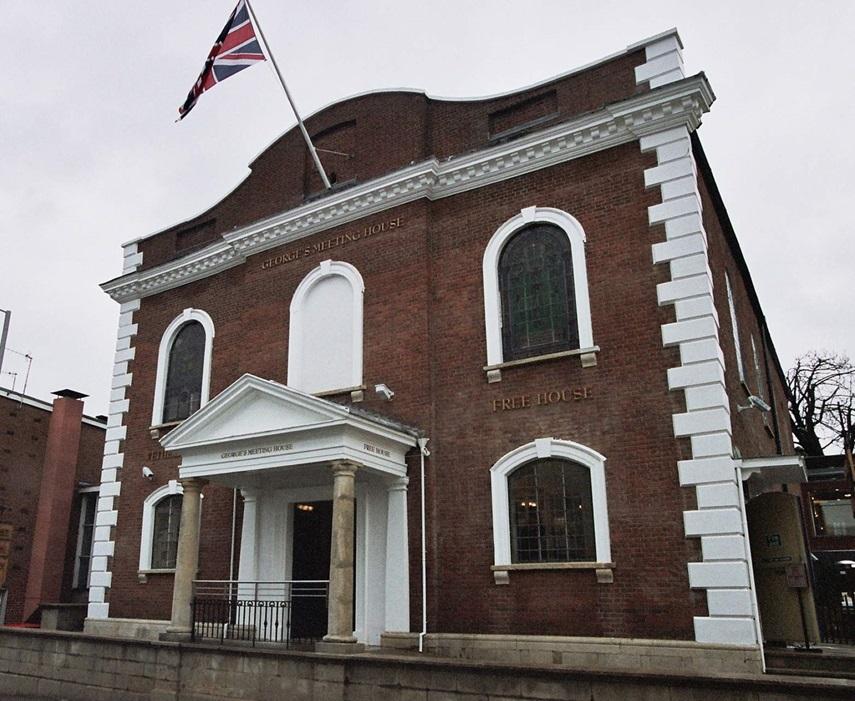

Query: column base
[{"left": 315, "top": 640, "right": 365, "bottom": 655}]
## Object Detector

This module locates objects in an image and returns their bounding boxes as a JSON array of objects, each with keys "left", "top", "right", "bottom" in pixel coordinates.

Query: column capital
[
  {"left": 179, "top": 477, "right": 208, "bottom": 493},
  {"left": 240, "top": 488, "right": 260, "bottom": 503},
  {"left": 330, "top": 460, "right": 359, "bottom": 477},
  {"left": 387, "top": 476, "right": 409, "bottom": 493}
]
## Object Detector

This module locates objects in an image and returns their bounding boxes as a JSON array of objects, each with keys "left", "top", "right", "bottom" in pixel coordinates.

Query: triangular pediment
[{"left": 161, "top": 374, "right": 349, "bottom": 451}]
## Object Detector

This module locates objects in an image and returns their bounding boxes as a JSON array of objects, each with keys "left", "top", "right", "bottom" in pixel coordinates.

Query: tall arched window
[
  {"left": 163, "top": 321, "right": 205, "bottom": 422},
  {"left": 139, "top": 480, "right": 185, "bottom": 572},
  {"left": 499, "top": 224, "right": 577, "bottom": 360},
  {"left": 288, "top": 260, "right": 364, "bottom": 395},
  {"left": 508, "top": 458, "right": 594, "bottom": 562},
  {"left": 483, "top": 207, "right": 594, "bottom": 377},
  {"left": 151, "top": 308, "right": 215, "bottom": 426},
  {"left": 151, "top": 494, "right": 182, "bottom": 569}
]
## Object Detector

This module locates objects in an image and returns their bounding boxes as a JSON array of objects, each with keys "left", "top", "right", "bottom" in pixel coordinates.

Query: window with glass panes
[
  {"left": 163, "top": 321, "right": 205, "bottom": 423},
  {"left": 73, "top": 492, "right": 98, "bottom": 589},
  {"left": 508, "top": 459, "right": 595, "bottom": 563},
  {"left": 499, "top": 224, "right": 577, "bottom": 360},
  {"left": 151, "top": 494, "right": 182, "bottom": 569}
]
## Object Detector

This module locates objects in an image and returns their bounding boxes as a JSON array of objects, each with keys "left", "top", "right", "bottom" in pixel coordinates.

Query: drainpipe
[{"left": 417, "top": 437, "right": 430, "bottom": 653}]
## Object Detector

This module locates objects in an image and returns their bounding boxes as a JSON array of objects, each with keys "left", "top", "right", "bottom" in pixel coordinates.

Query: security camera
[
  {"left": 374, "top": 384, "right": 395, "bottom": 400},
  {"left": 737, "top": 395, "right": 772, "bottom": 413},
  {"left": 142, "top": 466, "right": 154, "bottom": 480}
]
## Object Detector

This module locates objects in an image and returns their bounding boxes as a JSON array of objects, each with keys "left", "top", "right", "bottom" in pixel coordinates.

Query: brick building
[
  {"left": 0, "top": 388, "right": 106, "bottom": 625},
  {"left": 86, "top": 30, "right": 804, "bottom": 671}
]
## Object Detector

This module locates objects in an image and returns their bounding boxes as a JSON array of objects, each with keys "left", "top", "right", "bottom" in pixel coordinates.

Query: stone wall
[
  {"left": 1, "top": 628, "right": 853, "bottom": 701},
  {"left": 381, "top": 631, "right": 763, "bottom": 675}
]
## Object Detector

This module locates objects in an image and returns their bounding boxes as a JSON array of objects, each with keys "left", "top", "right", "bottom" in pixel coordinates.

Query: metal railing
[
  {"left": 191, "top": 580, "right": 329, "bottom": 647},
  {"left": 816, "top": 588, "right": 855, "bottom": 645}
]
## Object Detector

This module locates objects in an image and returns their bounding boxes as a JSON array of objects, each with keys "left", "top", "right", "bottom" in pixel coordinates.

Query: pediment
[{"left": 161, "top": 374, "right": 348, "bottom": 451}]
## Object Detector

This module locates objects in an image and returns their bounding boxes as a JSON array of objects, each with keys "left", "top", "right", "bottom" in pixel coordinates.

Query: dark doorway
[{"left": 290, "top": 500, "right": 332, "bottom": 640}]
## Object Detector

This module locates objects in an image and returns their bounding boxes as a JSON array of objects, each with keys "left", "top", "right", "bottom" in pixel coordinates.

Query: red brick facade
[
  {"left": 97, "top": 33, "right": 793, "bottom": 645},
  {"left": 0, "top": 391, "right": 105, "bottom": 623}
]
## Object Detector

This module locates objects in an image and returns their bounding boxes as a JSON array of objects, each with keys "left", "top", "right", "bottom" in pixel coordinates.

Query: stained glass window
[
  {"left": 151, "top": 495, "right": 182, "bottom": 569},
  {"left": 163, "top": 321, "right": 205, "bottom": 423},
  {"left": 509, "top": 459, "right": 595, "bottom": 563},
  {"left": 499, "top": 224, "right": 577, "bottom": 360}
]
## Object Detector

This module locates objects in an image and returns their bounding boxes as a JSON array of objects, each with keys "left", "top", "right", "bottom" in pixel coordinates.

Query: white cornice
[{"left": 102, "top": 75, "right": 714, "bottom": 303}]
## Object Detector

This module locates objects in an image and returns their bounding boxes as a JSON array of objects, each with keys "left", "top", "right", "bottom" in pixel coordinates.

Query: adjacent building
[{"left": 0, "top": 388, "right": 106, "bottom": 626}]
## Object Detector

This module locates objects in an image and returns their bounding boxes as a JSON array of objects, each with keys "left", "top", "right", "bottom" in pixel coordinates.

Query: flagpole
[{"left": 245, "top": 0, "right": 332, "bottom": 190}]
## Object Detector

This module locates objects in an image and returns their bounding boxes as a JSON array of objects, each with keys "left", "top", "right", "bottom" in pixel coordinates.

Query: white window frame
[
  {"left": 490, "top": 438, "right": 611, "bottom": 569},
  {"left": 287, "top": 259, "right": 365, "bottom": 393},
  {"left": 725, "top": 272, "right": 745, "bottom": 383},
  {"left": 72, "top": 487, "right": 100, "bottom": 589},
  {"left": 482, "top": 206, "right": 594, "bottom": 369},
  {"left": 151, "top": 308, "right": 215, "bottom": 426},
  {"left": 139, "top": 480, "right": 184, "bottom": 573}
]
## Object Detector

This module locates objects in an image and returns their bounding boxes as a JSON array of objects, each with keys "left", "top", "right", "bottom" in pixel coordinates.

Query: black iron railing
[
  {"left": 816, "top": 588, "right": 855, "bottom": 645},
  {"left": 191, "top": 580, "right": 329, "bottom": 647}
]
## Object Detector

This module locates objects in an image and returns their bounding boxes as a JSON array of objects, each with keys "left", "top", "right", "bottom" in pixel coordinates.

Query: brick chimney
[{"left": 22, "top": 389, "right": 87, "bottom": 622}]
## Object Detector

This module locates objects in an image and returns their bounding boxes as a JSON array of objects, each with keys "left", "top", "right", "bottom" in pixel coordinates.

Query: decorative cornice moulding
[{"left": 102, "top": 75, "right": 714, "bottom": 303}]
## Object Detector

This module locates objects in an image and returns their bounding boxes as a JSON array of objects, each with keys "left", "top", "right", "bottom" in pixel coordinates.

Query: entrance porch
[{"left": 158, "top": 374, "right": 419, "bottom": 649}]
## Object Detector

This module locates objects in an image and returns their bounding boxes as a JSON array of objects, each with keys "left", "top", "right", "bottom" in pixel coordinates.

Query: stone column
[
  {"left": 237, "top": 489, "right": 260, "bottom": 599},
  {"left": 166, "top": 477, "right": 207, "bottom": 637},
  {"left": 324, "top": 461, "right": 358, "bottom": 644},
  {"left": 385, "top": 477, "right": 410, "bottom": 631}
]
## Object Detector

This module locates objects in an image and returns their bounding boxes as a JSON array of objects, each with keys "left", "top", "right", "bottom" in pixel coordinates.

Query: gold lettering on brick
[
  {"left": 491, "top": 386, "right": 592, "bottom": 412},
  {"left": 261, "top": 217, "right": 404, "bottom": 270}
]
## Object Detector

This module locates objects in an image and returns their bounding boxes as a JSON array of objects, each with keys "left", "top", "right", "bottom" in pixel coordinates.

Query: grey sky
[{"left": 1, "top": 0, "right": 852, "bottom": 417}]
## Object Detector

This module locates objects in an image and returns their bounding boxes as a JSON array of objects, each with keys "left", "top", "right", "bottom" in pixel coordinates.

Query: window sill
[
  {"left": 484, "top": 346, "right": 599, "bottom": 383},
  {"left": 138, "top": 568, "right": 176, "bottom": 583},
  {"left": 149, "top": 421, "right": 182, "bottom": 439},
  {"left": 491, "top": 561, "right": 614, "bottom": 584},
  {"left": 314, "top": 385, "right": 366, "bottom": 403}
]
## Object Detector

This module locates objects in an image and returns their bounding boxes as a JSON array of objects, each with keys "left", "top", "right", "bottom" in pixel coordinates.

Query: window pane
[
  {"left": 509, "top": 459, "right": 595, "bottom": 563},
  {"left": 75, "top": 492, "right": 98, "bottom": 589},
  {"left": 811, "top": 487, "right": 855, "bottom": 537},
  {"left": 152, "top": 495, "right": 182, "bottom": 569},
  {"left": 499, "top": 224, "right": 578, "bottom": 360},
  {"left": 163, "top": 321, "right": 205, "bottom": 423}
]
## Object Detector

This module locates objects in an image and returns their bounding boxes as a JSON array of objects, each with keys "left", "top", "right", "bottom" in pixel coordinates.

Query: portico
[{"left": 158, "top": 374, "right": 418, "bottom": 647}]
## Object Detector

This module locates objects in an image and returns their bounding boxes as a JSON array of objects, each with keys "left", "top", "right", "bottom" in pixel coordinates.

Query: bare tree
[{"left": 787, "top": 351, "right": 854, "bottom": 458}]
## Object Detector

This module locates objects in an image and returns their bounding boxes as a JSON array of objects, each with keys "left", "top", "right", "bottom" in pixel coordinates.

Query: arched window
[
  {"left": 491, "top": 438, "right": 610, "bottom": 576},
  {"left": 139, "top": 480, "right": 185, "bottom": 572},
  {"left": 151, "top": 309, "right": 215, "bottom": 426},
  {"left": 163, "top": 321, "right": 205, "bottom": 422},
  {"left": 151, "top": 494, "right": 182, "bottom": 569},
  {"left": 483, "top": 207, "right": 594, "bottom": 377},
  {"left": 499, "top": 224, "right": 577, "bottom": 360},
  {"left": 508, "top": 458, "right": 595, "bottom": 563},
  {"left": 288, "top": 260, "right": 364, "bottom": 395}
]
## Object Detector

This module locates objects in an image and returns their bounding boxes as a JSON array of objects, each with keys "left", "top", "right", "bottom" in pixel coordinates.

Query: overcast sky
[{"left": 1, "top": 0, "right": 852, "bottom": 417}]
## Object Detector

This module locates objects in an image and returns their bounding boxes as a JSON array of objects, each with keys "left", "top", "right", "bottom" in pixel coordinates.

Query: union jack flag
[{"left": 178, "top": 0, "right": 266, "bottom": 120}]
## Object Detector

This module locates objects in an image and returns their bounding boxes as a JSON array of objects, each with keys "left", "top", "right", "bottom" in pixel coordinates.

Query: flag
[{"left": 178, "top": 0, "right": 266, "bottom": 120}]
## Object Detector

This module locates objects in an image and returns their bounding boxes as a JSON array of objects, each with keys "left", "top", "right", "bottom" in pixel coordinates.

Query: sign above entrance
[
  {"left": 261, "top": 217, "right": 404, "bottom": 271},
  {"left": 220, "top": 443, "right": 293, "bottom": 460}
]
